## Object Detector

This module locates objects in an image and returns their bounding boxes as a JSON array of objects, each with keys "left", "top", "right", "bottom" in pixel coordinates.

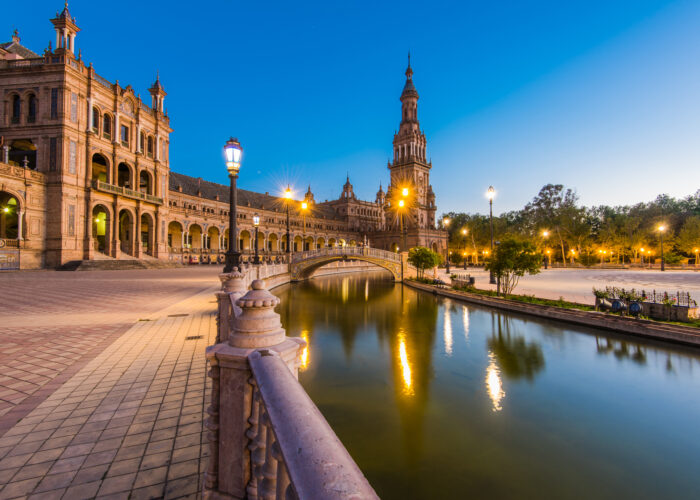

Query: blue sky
[{"left": 5, "top": 1, "right": 700, "bottom": 214}]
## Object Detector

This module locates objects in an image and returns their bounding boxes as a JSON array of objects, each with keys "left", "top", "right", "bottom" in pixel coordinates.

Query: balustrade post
[{"left": 205, "top": 280, "right": 305, "bottom": 499}]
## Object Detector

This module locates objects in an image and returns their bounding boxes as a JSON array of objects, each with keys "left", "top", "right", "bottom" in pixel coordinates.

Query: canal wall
[{"left": 405, "top": 280, "right": 700, "bottom": 348}]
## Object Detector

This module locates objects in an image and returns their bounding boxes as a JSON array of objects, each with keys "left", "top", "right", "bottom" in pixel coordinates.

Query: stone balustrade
[{"left": 207, "top": 276, "right": 378, "bottom": 499}]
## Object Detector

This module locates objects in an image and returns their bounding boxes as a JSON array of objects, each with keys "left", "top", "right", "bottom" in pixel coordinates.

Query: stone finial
[
  {"left": 229, "top": 280, "right": 285, "bottom": 348},
  {"left": 219, "top": 268, "right": 245, "bottom": 293}
]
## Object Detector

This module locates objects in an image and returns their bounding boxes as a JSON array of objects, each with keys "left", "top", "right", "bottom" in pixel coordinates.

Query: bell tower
[
  {"left": 50, "top": 2, "right": 80, "bottom": 54},
  {"left": 388, "top": 55, "right": 436, "bottom": 229}
]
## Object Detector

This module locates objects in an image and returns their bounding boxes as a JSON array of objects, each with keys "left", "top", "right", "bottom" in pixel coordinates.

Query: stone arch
[
  {"left": 0, "top": 191, "right": 21, "bottom": 239},
  {"left": 140, "top": 212, "right": 155, "bottom": 256},
  {"left": 293, "top": 235, "right": 303, "bottom": 252},
  {"left": 268, "top": 233, "right": 279, "bottom": 252},
  {"left": 91, "top": 204, "right": 111, "bottom": 254},
  {"left": 317, "top": 236, "right": 325, "bottom": 249},
  {"left": 189, "top": 223, "right": 203, "bottom": 249},
  {"left": 328, "top": 237, "right": 336, "bottom": 247},
  {"left": 168, "top": 221, "right": 183, "bottom": 249},
  {"left": 117, "top": 162, "right": 133, "bottom": 189},
  {"left": 304, "top": 235, "right": 314, "bottom": 251},
  {"left": 139, "top": 170, "right": 153, "bottom": 195},
  {"left": 431, "top": 241, "right": 438, "bottom": 252},
  {"left": 240, "top": 230, "right": 251, "bottom": 252},
  {"left": 281, "top": 234, "right": 289, "bottom": 253},
  {"left": 291, "top": 252, "right": 400, "bottom": 282},
  {"left": 91, "top": 153, "right": 110, "bottom": 183},
  {"left": 118, "top": 208, "right": 135, "bottom": 256},
  {"left": 208, "top": 226, "right": 220, "bottom": 251},
  {"left": 349, "top": 239, "right": 357, "bottom": 247}
]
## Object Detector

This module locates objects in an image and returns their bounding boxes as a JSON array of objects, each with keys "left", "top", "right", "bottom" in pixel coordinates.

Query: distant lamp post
[
  {"left": 570, "top": 248, "right": 576, "bottom": 264},
  {"left": 443, "top": 217, "right": 450, "bottom": 273},
  {"left": 252, "top": 214, "right": 260, "bottom": 265},
  {"left": 598, "top": 249, "right": 604, "bottom": 266},
  {"left": 487, "top": 186, "right": 496, "bottom": 283},
  {"left": 284, "top": 185, "right": 292, "bottom": 254},
  {"left": 542, "top": 230, "right": 549, "bottom": 269},
  {"left": 399, "top": 198, "right": 407, "bottom": 251},
  {"left": 301, "top": 201, "right": 308, "bottom": 250},
  {"left": 694, "top": 248, "right": 699, "bottom": 267},
  {"left": 640, "top": 247, "right": 645, "bottom": 265},
  {"left": 461, "top": 228, "right": 468, "bottom": 269},
  {"left": 223, "top": 137, "right": 243, "bottom": 273},
  {"left": 546, "top": 249, "right": 552, "bottom": 267},
  {"left": 657, "top": 225, "right": 666, "bottom": 271},
  {"left": 462, "top": 251, "right": 467, "bottom": 270}
]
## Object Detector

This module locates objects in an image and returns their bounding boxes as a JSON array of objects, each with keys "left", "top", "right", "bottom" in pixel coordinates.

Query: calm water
[{"left": 274, "top": 273, "right": 700, "bottom": 499}]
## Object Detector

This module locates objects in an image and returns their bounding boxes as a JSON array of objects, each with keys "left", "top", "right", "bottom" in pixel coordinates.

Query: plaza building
[{"left": 0, "top": 6, "right": 446, "bottom": 269}]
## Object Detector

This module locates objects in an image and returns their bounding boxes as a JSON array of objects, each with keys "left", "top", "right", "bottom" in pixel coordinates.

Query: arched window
[
  {"left": 11, "top": 95, "right": 21, "bottom": 124},
  {"left": 147, "top": 136, "right": 154, "bottom": 158},
  {"left": 103, "top": 114, "right": 112, "bottom": 140},
  {"left": 140, "top": 132, "right": 145, "bottom": 153},
  {"left": 27, "top": 95, "right": 37, "bottom": 123},
  {"left": 92, "top": 107, "right": 100, "bottom": 133}
]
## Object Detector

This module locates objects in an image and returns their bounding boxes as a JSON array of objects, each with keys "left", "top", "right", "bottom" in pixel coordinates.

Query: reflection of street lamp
[
  {"left": 252, "top": 214, "right": 260, "bottom": 265},
  {"left": 657, "top": 225, "right": 666, "bottom": 271},
  {"left": 443, "top": 217, "right": 450, "bottom": 274},
  {"left": 487, "top": 186, "right": 495, "bottom": 284},
  {"left": 546, "top": 249, "right": 552, "bottom": 266},
  {"left": 284, "top": 185, "right": 292, "bottom": 254},
  {"left": 223, "top": 137, "right": 243, "bottom": 273}
]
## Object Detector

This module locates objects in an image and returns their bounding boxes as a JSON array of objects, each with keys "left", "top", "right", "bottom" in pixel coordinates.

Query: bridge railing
[
  {"left": 291, "top": 246, "right": 401, "bottom": 264},
  {"left": 208, "top": 275, "right": 378, "bottom": 499}
]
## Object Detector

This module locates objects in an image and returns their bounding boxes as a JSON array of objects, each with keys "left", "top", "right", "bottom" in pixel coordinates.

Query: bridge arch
[{"left": 290, "top": 247, "right": 402, "bottom": 282}]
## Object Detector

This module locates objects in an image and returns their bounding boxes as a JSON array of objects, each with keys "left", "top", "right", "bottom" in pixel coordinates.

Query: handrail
[
  {"left": 291, "top": 246, "right": 401, "bottom": 264},
  {"left": 248, "top": 350, "right": 379, "bottom": 500}
]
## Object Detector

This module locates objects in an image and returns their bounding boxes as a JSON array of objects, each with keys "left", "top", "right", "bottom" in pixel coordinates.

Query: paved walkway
[
  {"left": 440, "top": 267, "right": 700, "bottom": 304},
  {"left": 0, "top": 268, "right": 221, "bottom": 499}
]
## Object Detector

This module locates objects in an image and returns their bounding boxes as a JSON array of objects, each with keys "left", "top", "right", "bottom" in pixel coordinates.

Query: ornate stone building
[{"left": 0, "top": 7, "right": 446, "bottom": 269}]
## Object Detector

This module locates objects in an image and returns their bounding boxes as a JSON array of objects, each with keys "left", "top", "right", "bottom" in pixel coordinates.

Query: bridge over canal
[{"left": 290, "top": 247, "right": 404, "bottom": 281}]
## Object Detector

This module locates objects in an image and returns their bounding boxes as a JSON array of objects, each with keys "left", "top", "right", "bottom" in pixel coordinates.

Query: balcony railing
[
  {"left": 92, "top": 180, "right": 163, "bottom": 205},
  {"left": 291, "top": 246, "right": 401, "bottom": 263}
]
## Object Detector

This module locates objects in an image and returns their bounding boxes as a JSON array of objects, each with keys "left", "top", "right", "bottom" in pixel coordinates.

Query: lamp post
[
  {"left": 487, "top": 186, "right": 496, "bottom": 284},
  {"left": 640, "top": 247, "right": 645, "bottom": 266},
  {"left": 301, "top": 201, "right": 308, "bottom": 251},
  {"left": 443, "top": 217, "right": 450, "bottom": 274},
  {"left": 284, "top": 185, "right": 292, "bottom": 255},
  {"left": 462, "top": 228, "right": 468, "bottom": 270},
  {"left": 252, "top": 214, "right": 260, "bottom": 265},
  {"left": 542, "top": 230, "right": 549, "bottom": 269},
  {"left": 658, "top": 225, "right": 666, "bottom": 271},
  {"left": 399, "top": 199, "right": 407, "bottom": 252},
  {"left": 694, "top": 248, "right": 699, "bottom": 267},
  {"left": 223, "top": 137, "right": 242, "bottom": 273}
]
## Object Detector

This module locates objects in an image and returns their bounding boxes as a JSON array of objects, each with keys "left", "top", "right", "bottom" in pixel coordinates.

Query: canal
[{"left": 274, "top": 272, "right": 700, "bottom": 499}]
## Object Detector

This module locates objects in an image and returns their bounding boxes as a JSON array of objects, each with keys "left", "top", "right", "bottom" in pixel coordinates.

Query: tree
[
  {"left": 407, "top": 246, "right": 442, "bottom": 279},
  {"left": 677, "top": 216, "right": 700, "bottom": 263},
  {"left": 485, "top": 238, "right": 542, "bottom": 296}
]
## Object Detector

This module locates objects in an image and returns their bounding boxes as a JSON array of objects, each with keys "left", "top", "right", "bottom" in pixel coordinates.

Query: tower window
[
  {"left": 147, "top": 136, "right": 154, "bottom": 158},
  {"left": 27, "top": 94, "right": 37, "bottom": 123},
  {"left": 121, "top": 125, "right": 129, "bottom": 147},
  {"left": 11, "top": 95, "right": 20, "bottom": 124},
  {"left": 103, "top": 115, "right": 112, "bottom": 140},
  {"left": 92, "top": 107, "right": 100, "bottom": 133},
  {"left": 50, "top": 88, "right": 58, "bottom": 119}
]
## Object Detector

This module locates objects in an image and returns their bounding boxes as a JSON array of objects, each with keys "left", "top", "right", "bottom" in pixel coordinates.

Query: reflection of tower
[{"left": 388, "top": 55, "right": 437, "bottom": 230}]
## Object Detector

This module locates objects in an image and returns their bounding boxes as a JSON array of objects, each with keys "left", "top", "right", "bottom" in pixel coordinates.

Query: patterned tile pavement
[{"left": 0, "top": 268, "right": 222, "bottom": 499}]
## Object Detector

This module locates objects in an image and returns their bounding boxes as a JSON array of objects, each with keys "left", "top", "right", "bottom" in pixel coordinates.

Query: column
[
  {"left": 87, "top": 98, "right": 93, "bottom": 132},
  {"left": 112, "top": 204, "right": 119, "bottom": 256},
  {"left": 155, "top": 135, "right": 160, "bottom": 161},
  {"left": 17, "top": 209, "right": 23, "bottom": 241},
  {"left": 2, "top": 145, "right": 9, "bottom": 164},
  {"left": 114, "top": 113, "right": 120, "bottom": 144},
  {"left": 181, "top": 231, "right": 185, "bottom": 248}
]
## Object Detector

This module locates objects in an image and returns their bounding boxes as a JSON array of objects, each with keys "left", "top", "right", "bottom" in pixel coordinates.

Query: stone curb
[{"left": 404, "top": 281, "right": 700, "bottom": 347}]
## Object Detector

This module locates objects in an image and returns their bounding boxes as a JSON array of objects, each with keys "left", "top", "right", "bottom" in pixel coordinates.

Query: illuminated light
[
  {"left": 486, "top": 185, "right": 495, "bottom": 200},
  {"left": 300, "top": 330, "right": 310, "bottom": 371},
  {"left": 546, "top": 250, "right": 551, "bottom": 254},
  {"left": 542, "top": 230, "right": 549, "bottom": 237},
  {"left": 284, "top": 185, "right": 293, "bottom": 199},
  {"left": 2, "top": 207, "right": 9, "bottom": 213},
  {"left": 461, "top": 228, "right": 467, "bottom": 235},
  {"left": 443, "top": 217, "right": 450, "bottom": 226},
  {"left": 301, "top": 201, "right": 308, "bottom": 210},
  {"left": 444, "top": 307, "right": 453, "bottom": 356},
  {"left": 640, "top": 248, "right": 645, "bottom": 252},
  {"left": 398, "top": 199, "right": 405, "bottom": 208},
  {"left": 658, "top": 225, "right": 666, "bottom": 232},
  {"left": 364, "top": 279, "right": 369, "bottom": 301},
  {"left": 462, "top": 306, "right": 470, "bottom": 342},
  {"left": 223, "top": 137, "right": 243, "bottom": 174},
  {"left": 486, "top": 351, "right": 505, "bottom": 412},
  {"left": 402, "top": 187, "right": 409, "bottom": 197},
  {"left": 94, "top": 218, "right": 100, "bottom": 223},
  {"left": 341, "top": 277, "right": 349, "bottom": 303},
  {"left": 398, "top": 331, "right": 413, "bottom": 396}
]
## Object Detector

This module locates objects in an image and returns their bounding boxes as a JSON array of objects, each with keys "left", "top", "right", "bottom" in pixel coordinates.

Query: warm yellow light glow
[
  {"left": 444, "top": 307, "right": 453, "bottom": 356},
  {"left": 546, "top": 250, "right": 551, "bottom": 254},
  {"left": 2, "top": 207, "right": 9, "bottom": 213},
  {"left": 462, "top": 252, "right": 466, "bottom": 257},
  {"left": 443, "top": 217, "right": 450, "bottom": 226},
  {"left": 640, "top": 247, "right": 645, "bottom": 252},
  {"left": 398, "top": 199, "right": 405, "bottom": 208},
  {"left": 364, "top": 279, "right": 369, "bottom": 301},
  {"left": 301, "top": 201, "right": 308, "bottom": 210},
  {"left": 462, "top": 306, "right": 470, "bottom": 342},
  {"left": 94, "top": 218, "right": 100, "bottom": 223},
  {"left": 398, "top": 331, "right": 413, "bottom": 396},
  {"left": 300, "top": 330, "right": 310, "bottom": 371},
  {"left": 284, "top": 185, "right": 293, "bottom": 199},
  {"left": 695, "top": 248, "right": 699, "bottom": 253},
  {"left": 658, "top": 225, "right": 666, "bottom": 232},
  {"left": 542, "top": 230, "right": 549, "bottom": 237},
  {"left": 486, "top": 186, "right": 495, "bottom": 200},
  {"left": 402, "top": 187, "right": 409, "bottom": 197},
  {"left": 570, "top": 249, "right": 576, "bottom": 254},
  {"left": 341, "top": 277, "right": 349, "bottom": 303},
  {"left": 462, "top": 228, "right": 467, "bottom": 235},
  {"left": 486, "top": 352, "right": 505, "bottom": 412}
]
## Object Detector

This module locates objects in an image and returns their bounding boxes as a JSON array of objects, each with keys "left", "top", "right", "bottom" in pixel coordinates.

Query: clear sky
[{"left": 5, "top": 1, "right": 700, "bottom": 215}]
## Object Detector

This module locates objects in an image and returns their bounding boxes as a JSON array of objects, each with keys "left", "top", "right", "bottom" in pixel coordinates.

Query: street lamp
[
  {"left": 487, "top": 186, "right": 496, "bottom": 284},
  {"left": 546, "top": 249, "right": 552, "bottom": 267},
  {"left": 399, "top": 198, "right": 407, "bottom": 251},
  {"left": 462, "top": 228, "right": 468, "bottom": 270},
  {"left": 694, "top": 248, "right": 699, "bottom": 267},
  {"left": 284, "top": 185, "right": 292, "bottom": 255},
  {"left": 252, "top": 214, "right": 260, "bottom": 265},
  {"left": 223, "top": 137, "right": 242, "bottom": 273},
  {"left": 640, "top": 247, "right": 645, "bottom": 266},
  {"left": 657, "top": 225, "right": 666, "bottom": 271},
  {"left": 542, "top": 230, "right": 549, "bottom": 269},
  {"left": 301, "top": 201, "right": 308, "bottom": 251},
  {"left": 443, "top": 217, "right": 450, "bottom": 274}
]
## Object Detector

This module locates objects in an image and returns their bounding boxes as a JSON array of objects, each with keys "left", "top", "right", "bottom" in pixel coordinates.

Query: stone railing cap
[{"left": 237, "top": 280, "right": 280, "bottom": 308}]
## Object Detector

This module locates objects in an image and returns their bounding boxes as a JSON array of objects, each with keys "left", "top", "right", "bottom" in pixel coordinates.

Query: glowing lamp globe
[
  {"left": 223, "top": 137, "right": 243, "bottom": 174},
  {"left": 253, "top": 215, "right": 260, "bottom": 227},
  {"left": 486, "top": 186, "right": 495, "bottom": 200}
]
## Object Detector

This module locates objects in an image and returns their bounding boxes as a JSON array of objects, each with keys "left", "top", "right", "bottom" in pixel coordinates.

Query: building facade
[{"left": 0, "top": 8, "right": 446, "bottom": 270}]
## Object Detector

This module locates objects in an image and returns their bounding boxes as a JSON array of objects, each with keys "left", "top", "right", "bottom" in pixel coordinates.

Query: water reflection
[
  {"left": 485, "top": 352, "right": 505, "bottom": 411},
  {"left": 300, "top": 330, "right": 310, "bottom": 371},
  {"left": 275, "top": 273, "right": 700, "bottom": 500}
]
